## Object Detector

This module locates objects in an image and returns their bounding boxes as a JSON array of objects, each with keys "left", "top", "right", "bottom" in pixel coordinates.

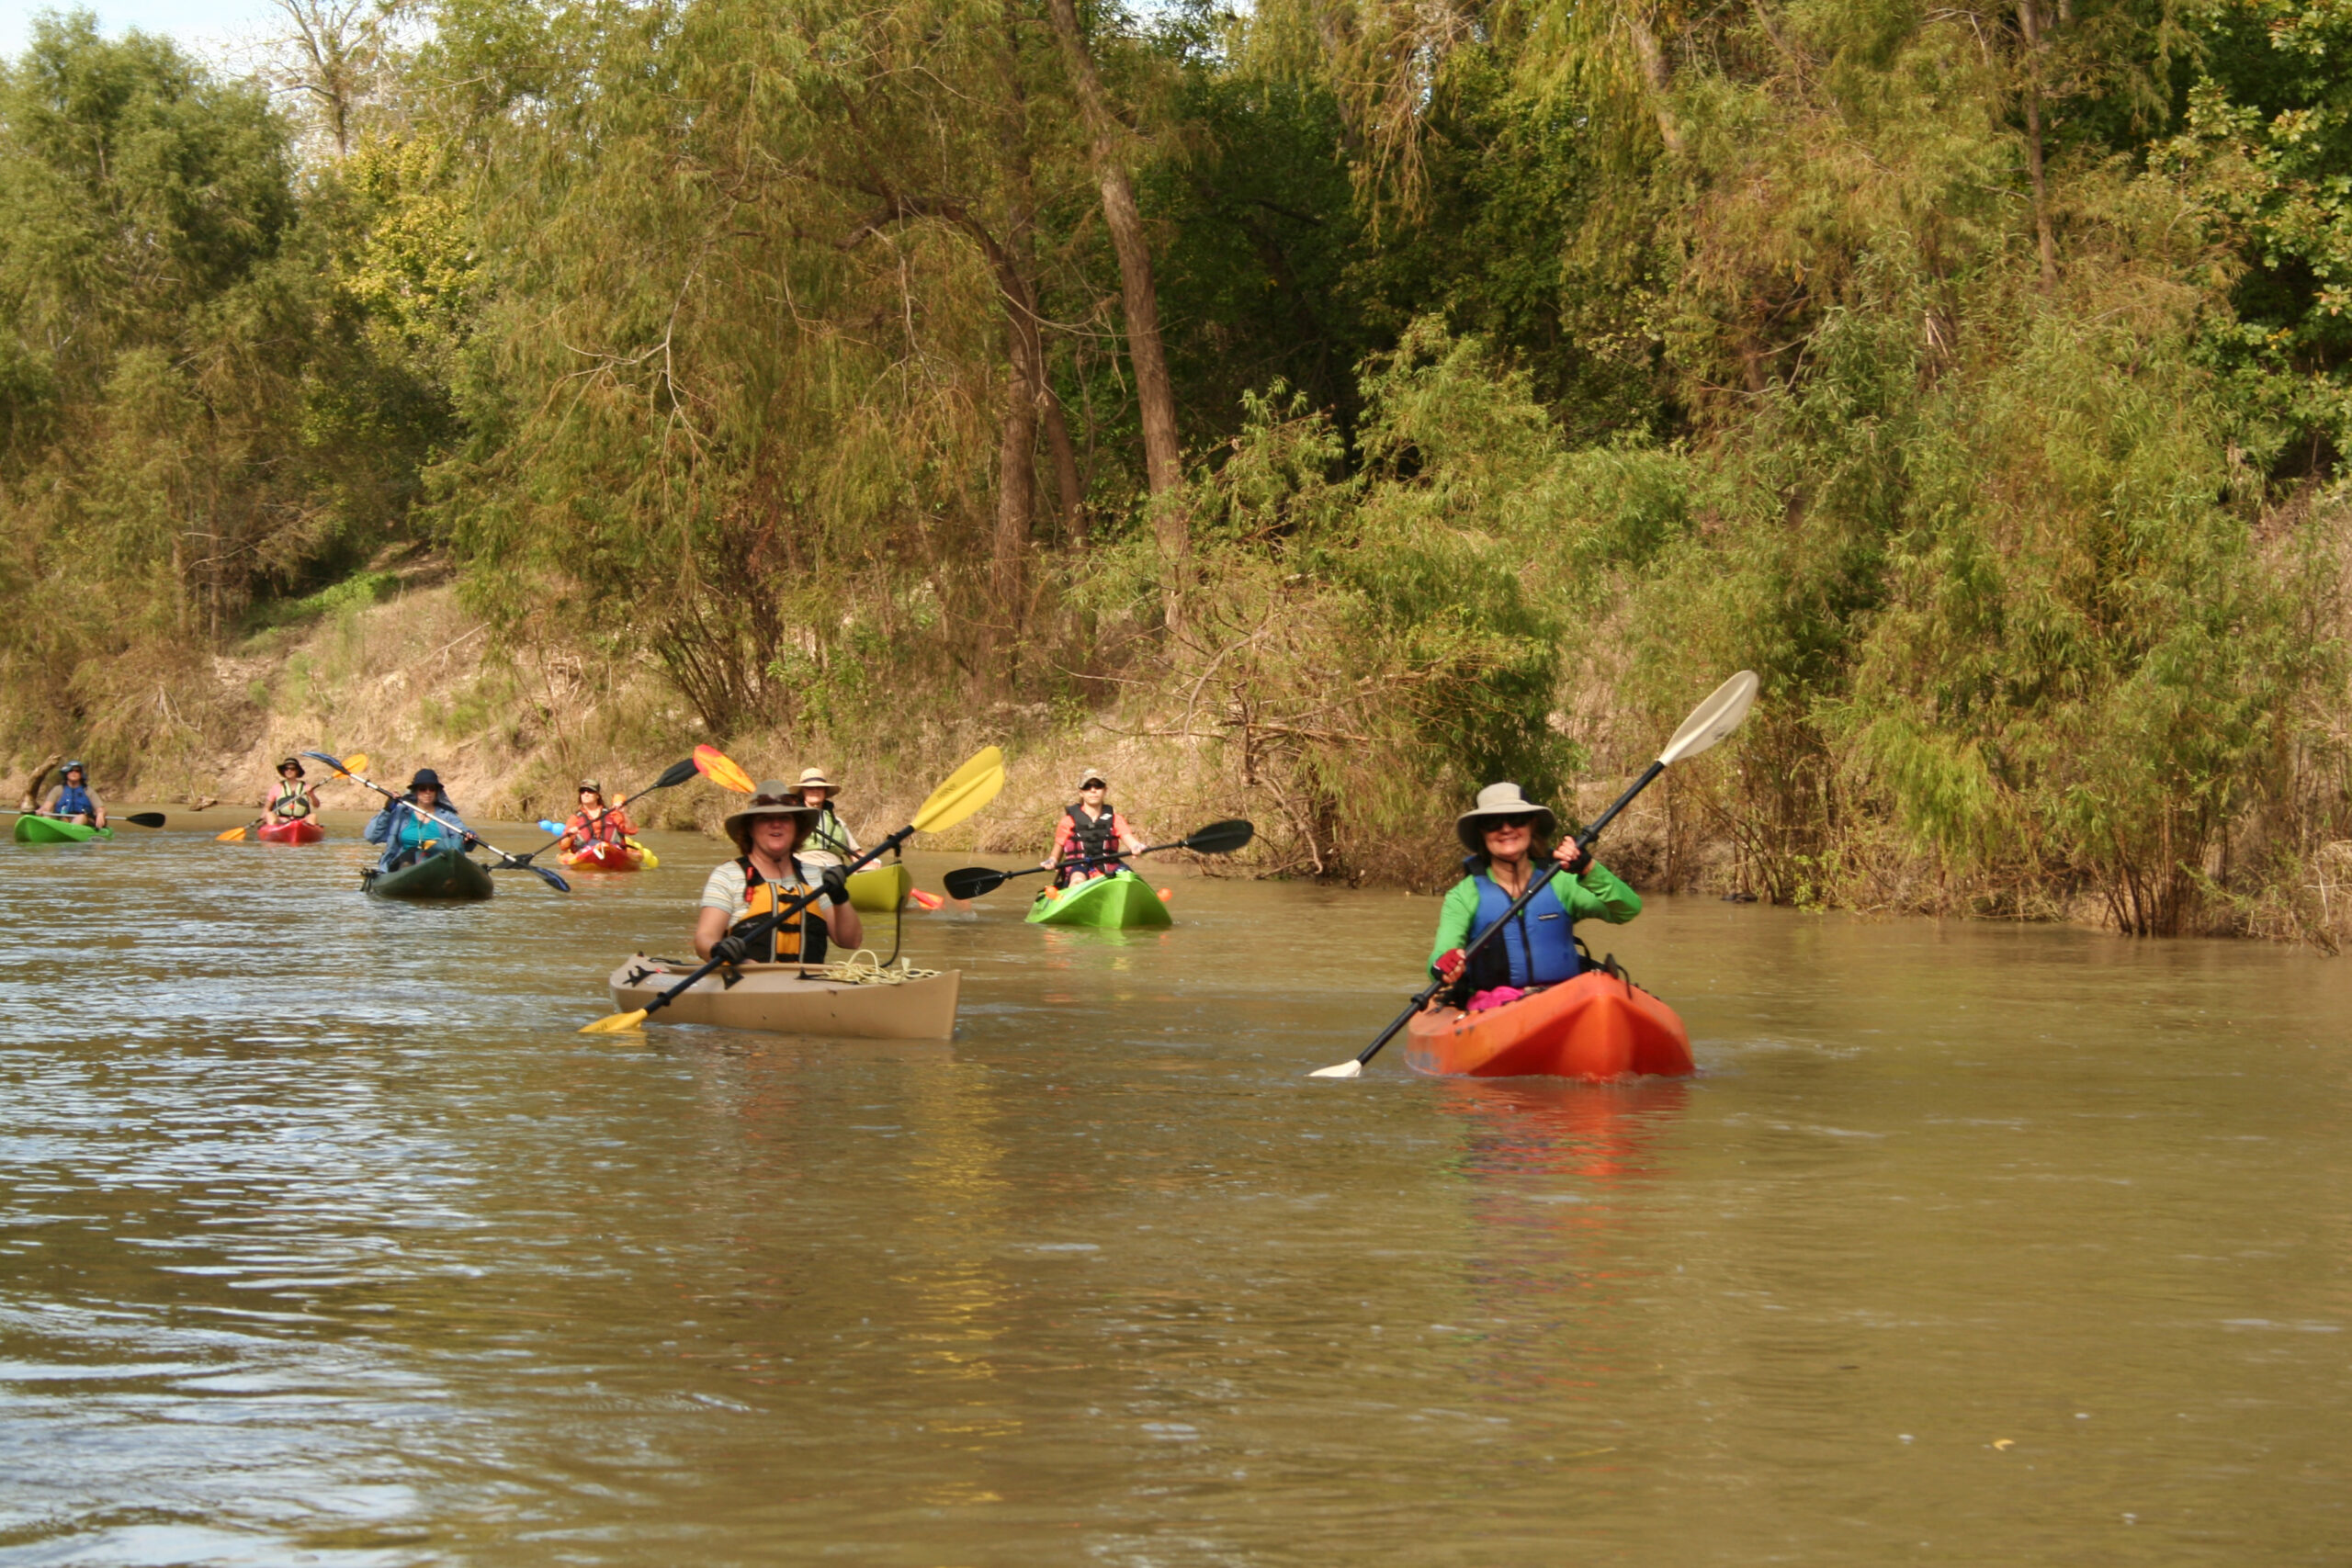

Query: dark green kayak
[
  {"left": 1025, "top": 869, "right": 1171, "bottom": 929},
  {"left": 363, "top": 848, "right": 495, "bottom": 900},
  {"left": 14, "top": 816, "right": 112, "bottom": 844}
]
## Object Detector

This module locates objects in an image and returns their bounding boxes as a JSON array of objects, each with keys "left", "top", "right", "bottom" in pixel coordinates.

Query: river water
[{"left": 1, "top": 814, "right": 2346, "bottom": 1565}]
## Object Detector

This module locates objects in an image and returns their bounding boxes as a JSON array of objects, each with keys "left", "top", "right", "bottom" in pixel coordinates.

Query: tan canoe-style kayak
[{"left": 605, "top": 956, "right": 961, "bottom": 1040}]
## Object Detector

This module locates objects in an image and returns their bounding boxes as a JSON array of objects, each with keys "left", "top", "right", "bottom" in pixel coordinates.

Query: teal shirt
[{"left": 1428, "top": 860, "right": 1642, "bottom": 978}]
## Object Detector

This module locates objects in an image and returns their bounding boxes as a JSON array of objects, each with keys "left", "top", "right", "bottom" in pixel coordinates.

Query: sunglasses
[{"left": 1484, "top": 814, "right": 1539, "bottom": 831}]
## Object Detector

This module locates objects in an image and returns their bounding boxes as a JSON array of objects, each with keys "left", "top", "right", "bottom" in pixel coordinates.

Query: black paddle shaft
[
  {"left": 944, "top": 819, "right": 1254, "bottom": 900},
  {"left": 1342, "top": 762, "right": 1665, "bottom": 1073},
  {"left": 637, "top": 824, "right": 915, "bottom": 1022}
]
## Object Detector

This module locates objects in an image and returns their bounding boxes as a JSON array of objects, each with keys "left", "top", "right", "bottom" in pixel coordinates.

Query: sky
[{"left": 0, "top": 0, "right": 287, "bottom": 65}]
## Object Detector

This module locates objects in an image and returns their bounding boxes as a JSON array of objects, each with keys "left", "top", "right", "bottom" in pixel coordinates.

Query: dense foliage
[{"left": 4, "top": 0, "right": 2349, "bottom": 934}]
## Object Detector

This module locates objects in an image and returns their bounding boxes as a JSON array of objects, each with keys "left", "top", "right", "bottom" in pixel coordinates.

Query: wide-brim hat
[
  {"left": 277, "top": 757, "right": 305, "bottom": 776},
  {"left": 1455, "top": 782, "right": 1556, "bottom": 855},
  {"left": 723, "top": 781, "right": 818, "bottom": 852},
  {"left": 1073, "top": 767, "right": 1108, "bottom": 791},
  {"left": 796, "top": 767, "right": 837, "bottom": 794},
  {"left": 408, "top": 768, "right": 444, "bottom": 792}
]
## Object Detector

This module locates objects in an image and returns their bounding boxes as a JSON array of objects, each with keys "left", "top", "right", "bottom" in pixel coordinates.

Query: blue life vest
[
  {"left": 1468, "top": 871, "right": 1583, "bottom": 990},
  {"left": 53, "top": 784, "right": 94, "bottom": 817}
]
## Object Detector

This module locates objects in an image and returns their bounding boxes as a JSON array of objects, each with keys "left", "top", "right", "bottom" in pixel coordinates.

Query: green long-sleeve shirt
[{"left": 1427, "top": 860, "right": 1642, "bottom": 978}]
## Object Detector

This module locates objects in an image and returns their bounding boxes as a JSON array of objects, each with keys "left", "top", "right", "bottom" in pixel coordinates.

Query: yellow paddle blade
[
  {"left": 579, "top": 1008, "right": 648, "bottom": 1035},
  {"left": 910, "top": 746, "right": 1005, "bottom": 835},
  {"left": 215, "top": 824, "right": 250, "bottom": 842},
  {"left": 694, "top": 744, "right": 755, "bottom": 794}
]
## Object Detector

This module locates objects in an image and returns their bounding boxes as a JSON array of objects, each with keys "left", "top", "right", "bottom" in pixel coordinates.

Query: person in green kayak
[
  {"left": 38, "top": 760, "right": 106, "bottom": 829},
  {"left": 793, "top": 766, "right": 861, "bottom": 873},
  {"left": 1041, "top": 768, "right": 1146, "bottom": 887},
  {"left": 260, "top": 757, "right": 319, "bottom": 829},
  {"left": 1428, "top": 782, "right": 1641, "bottom": 1010},
  {"left": 364, "top": 768, "right": 475, "bottom": 873},
  {"left": 696, "top": 782, "right": 863, "bottom": 965}
]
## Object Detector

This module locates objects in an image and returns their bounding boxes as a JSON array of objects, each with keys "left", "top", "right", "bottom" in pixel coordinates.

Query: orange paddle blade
[
  {"left": 694, "top": 745, "right": 755, "bottom": 794},
  {"left": 215, "top": 823, "right": 251, "bottom": 842}
]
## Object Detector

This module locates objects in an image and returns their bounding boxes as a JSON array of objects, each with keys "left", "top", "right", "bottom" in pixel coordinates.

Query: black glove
[
  {"left": 710, "top": 933, "right": 750, "bottom": 966},
  {"left": 819, "top": 866, "right": 851, "bottom": 903},
  {"left": 1563, "top": 842, "right": 1593, "bottom": 875}
]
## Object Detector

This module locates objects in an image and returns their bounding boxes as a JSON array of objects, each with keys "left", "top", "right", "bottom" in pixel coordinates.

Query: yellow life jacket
[
  {"left": 730, "top": 857, "right": 828, "bottom": 964},
  {"left": 270, "top": 782, "right": 312, "bottom": 818}
]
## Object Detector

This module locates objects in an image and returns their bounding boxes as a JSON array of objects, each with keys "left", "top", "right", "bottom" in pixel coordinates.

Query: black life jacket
[
  {"left": 729, "top": 856, "right": 829, "bottom": 965},
  {"left": 1065, "top": 803, "right": 1119, "bottom": 866}
]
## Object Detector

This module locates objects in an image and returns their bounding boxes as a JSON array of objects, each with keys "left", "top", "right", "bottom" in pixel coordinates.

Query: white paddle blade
[
  {"left": 1307, "top": 1059, "right": 1364, "bottom": 1079},
  {"left": 1657, "top": 670, "right": 1759, "bottom": 766}
]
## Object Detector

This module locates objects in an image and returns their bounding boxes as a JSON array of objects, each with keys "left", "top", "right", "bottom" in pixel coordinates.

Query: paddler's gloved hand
[
  {"left": 1558, "top": 843, "right": 1593, "bottom": 874},
  {"left": 1435, "top": 947, "right": 1467, "bottom": 982},
  {"left": 710, "top": 933, "right": 750, "bottom": 966},
  {"left": 819, "top": 867, "right": 850, "bottom": 903}
]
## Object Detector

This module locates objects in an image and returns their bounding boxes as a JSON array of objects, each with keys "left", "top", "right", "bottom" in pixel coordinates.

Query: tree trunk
[
  {"left": 2016, "top": 0, "right": 2058, "bottom": 289},
  {"left": 993, "top": 345, "right": 1038, "bottom": 637},
  {"left": 1043, "top": 0, "right": 1184, "bottom": 585}
]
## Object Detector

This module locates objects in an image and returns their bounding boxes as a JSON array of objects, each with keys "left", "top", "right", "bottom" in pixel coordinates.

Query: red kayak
[
  {"left": 1406, "top": 969, "right": 1695, "bottom": 1081},
  {"left": 561, "top": 840, "right": 644, "bottom": 872},
  {"left": 256, "top": 818, "right": 325, "bottom": 845}
]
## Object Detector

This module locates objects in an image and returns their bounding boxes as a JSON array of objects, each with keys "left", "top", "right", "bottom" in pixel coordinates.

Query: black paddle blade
[
  {"left": 124, "top": 812, "right": 167, "bottom": 829},
  {"left": 301, "top": 749, "right": 349, "bottom": 773},
  {"left": 650, "top": 756, "right": 700, "bottom": 791},
  {"left": 520, "top": 863, "right": 571, "bottom": 892},
  {"left": 943, "top": 865, "right": 1011, "bottom": 901},
  {"left": 1182, "top": 818, "right": 1254, "bottom": 855}
]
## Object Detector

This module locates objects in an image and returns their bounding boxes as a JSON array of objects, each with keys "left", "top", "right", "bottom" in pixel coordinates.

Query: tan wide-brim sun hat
[
  {"left": 1073, "top": 767, "right": 1108, "bottom": 792},
  {"left": 723, "top": 780, "right": 818, "bottom": 853},
  {"left": 797, "top": 767, "right": 837, "bottom": 794},
  {"left": 1455, "top": 782, "right": 1557, "bottom": 855}
]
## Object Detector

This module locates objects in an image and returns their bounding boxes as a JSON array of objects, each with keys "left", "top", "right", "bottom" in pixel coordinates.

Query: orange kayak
[
  {"left": 561, "top": 840, "right": 644, "bottom": 872},
  {"left": 1406, "top": 969, "right": 1695, "bottom": 1081}
]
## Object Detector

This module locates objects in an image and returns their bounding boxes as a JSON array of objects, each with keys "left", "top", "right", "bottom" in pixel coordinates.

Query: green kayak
[
  {"left": 1026, "top": 870, "right": 1171, "bottom": 930},
  {"left": 845, "top": 861, "right": 911, "bottom": 912},
  {"left": 363, "top": 848, "right": 495, "bottom": 900},
  {"left": 14, "top": 816, "right": 112, "bottom": 844}
]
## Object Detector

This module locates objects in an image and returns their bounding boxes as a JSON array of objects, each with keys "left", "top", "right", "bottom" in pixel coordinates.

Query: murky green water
[{"left": 3, "top": 812, "right": 2348, "bottom": 1564}]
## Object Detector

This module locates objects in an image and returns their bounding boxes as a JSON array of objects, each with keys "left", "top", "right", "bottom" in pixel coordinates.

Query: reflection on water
[{"left": 2, "top": 818, "right": 2349, "bottom": 1563}]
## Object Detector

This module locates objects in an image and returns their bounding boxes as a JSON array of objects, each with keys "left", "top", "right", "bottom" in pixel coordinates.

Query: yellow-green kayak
[{"left": 1026, "top": 870, "right": 1171, "bottom": 929}]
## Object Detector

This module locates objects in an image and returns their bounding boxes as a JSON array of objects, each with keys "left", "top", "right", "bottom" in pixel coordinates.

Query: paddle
[
  {"left": 8, "top": 808, "right": 166, "bottom": 829},
  {"left": 216, "top": 753, "right": 365, "bottom": 840},
  {"left": 301, "top": 750, "right": 571, "bottom": 892},
  {"left": 582, "top": 745, "right": 1006, "bottom": 1033},
  {"left": 693, "top": 744, "right": 756, "bottom": 794},
  {"left": 1308, "top": 671, "right": 1759, "bottom": 1080},
  {"left": 943, "top": 818, "right": 1256, "bottom": 901},
  {"left": 513, "top": 757, "right": 699, "bottom": 863}
]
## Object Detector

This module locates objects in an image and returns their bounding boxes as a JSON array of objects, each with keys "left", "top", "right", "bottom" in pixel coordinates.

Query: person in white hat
[
  {"left": 1040, "top": 768, "right": 1147, "bottom": 887},
  {"left": 696, "top": 782, "right": 864, "bottom": 965},
  {"left": 793, "top": 766, "right": 861, "bottom": 871},
  {"left": 1425, "top": 782, "right": 1641, "bottom": 1009}
]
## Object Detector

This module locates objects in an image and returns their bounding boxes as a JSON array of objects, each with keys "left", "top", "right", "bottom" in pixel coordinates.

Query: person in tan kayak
[
  {"left": 695, "top": 782, "right": 863, "bottom": 964},
  {"left": 1427, "top": 783, "right": 1640, "bottom": 1010}
]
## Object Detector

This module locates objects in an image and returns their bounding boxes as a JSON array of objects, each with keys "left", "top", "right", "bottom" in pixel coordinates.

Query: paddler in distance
[
  {"left": 792, "top": 766, "right": 861, "bottom": 873},
  {"left": 38, "top": 760, "right": 107, "bottom": 829},
  {"left": 261, "top": 757, "right": 319, "bottom": 829},
  {"left": 696, "top": 782, "right": 863, "bottom": 965},
  {"left": 1429, "top": 783, "right": 1641, "bottom": 1010},
  {"left": 1041, "top": 768, "right": 1147, "bottom": 886},
  {"left": 560, "top": 779, "right": 636, "bottom": 859},
  {"left": 364, "top": 767, "right": 475, "bottom": 873}
]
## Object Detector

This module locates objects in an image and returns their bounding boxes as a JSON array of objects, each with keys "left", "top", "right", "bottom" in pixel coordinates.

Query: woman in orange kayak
[
  {"left": 260, "top": 757, "right": 320, "bottom": 829},
  {"left": 1429, "top": 783, "right": 1641, "bottom": 1010},
  {"left": 560, "top": 780, "right": 636, "bottom": 859},
  {"left": 1040, "top": 768, "right": 1147, "bottom": 886}
]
